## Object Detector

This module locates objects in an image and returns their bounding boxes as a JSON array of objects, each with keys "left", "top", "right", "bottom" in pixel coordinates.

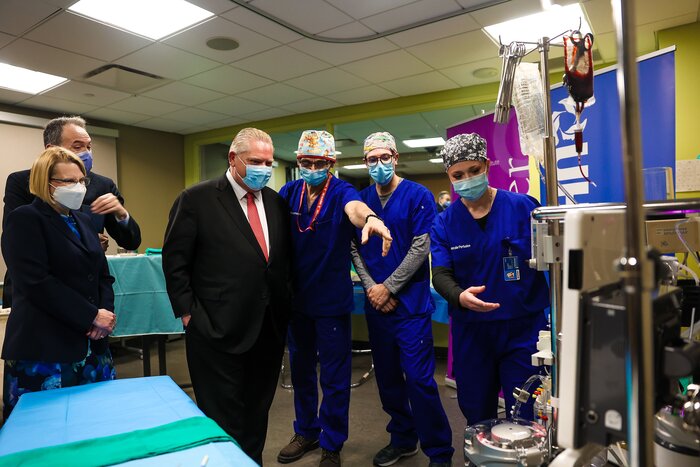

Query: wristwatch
[{"left": 365, "top": 213, "right": 382, "bottom": 224}]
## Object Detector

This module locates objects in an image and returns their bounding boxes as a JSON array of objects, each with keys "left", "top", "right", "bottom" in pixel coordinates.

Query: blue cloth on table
[
  {"left": 352, "top": 285, "right": 449, "bottom": 324},
  {"left": 0, "top": 376, "right": 256, "bottom": 466},
  {"left": 107, "top": 255, "right": 183, "bottom": 336}
]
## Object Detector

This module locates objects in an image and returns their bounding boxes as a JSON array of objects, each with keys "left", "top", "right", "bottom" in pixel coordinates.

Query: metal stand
[{"left": 279, "top": 347, "right": 375, "bottom": 390}]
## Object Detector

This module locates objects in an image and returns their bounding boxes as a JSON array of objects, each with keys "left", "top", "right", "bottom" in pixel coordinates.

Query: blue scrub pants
[
  {"left": 451, "top": 312, "right": 547, "bottom": 425},
  {"left": 366, "top": 312, "right": 454, "bottom": 463},
  {"left": 288, "top": 313, "right": 351, "bottom": 452}
]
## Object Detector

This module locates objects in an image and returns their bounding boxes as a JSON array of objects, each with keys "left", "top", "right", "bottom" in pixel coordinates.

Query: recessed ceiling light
[
  {"left": 0, "top": 63, "right": 67, "bottom": 94},
  {"left": 483, "top": 4, "right": 592, "bottom": 46},
  {"left": 206, "top": 37, "right": 239, "bottom": 51},
  {"left": 429, "top": 158, "right": 443, "bottom": 164},
  {"left": 472, "top": 67, "right": 498, "bottom": 79},
  {"left": 402, "top": 137, "right": 445, "bottom": 148},
  {"left": 341, "top": 164, "right": 366, "bottom": 170},
  {"left": 69, "top": 0, "right": 214, "bottom": 40}
]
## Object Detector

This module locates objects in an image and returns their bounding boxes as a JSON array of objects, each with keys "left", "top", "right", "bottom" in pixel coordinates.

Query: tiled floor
[{"left": 113, "top": 337, "right": 468, "bottom": 466}]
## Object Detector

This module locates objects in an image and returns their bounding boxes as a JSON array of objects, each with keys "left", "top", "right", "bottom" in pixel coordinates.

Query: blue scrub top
[
  {"left": 357, "top": 179, "right": 435, "bottom": 317},
  {"left": 280, "top": 176, "right": 361, "bottom": 317},
  {"left": 430, "top": 189, "right": 550, "bottom": 323}
]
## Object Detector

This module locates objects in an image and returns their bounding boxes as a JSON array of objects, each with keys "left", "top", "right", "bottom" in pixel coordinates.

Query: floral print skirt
[{"left": 3, "top": 341, "right": 115, "bottom": 420}]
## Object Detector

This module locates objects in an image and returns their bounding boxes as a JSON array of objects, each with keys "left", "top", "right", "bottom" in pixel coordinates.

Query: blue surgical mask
[
  {"left": 443, "top": 200, "right": 451, "bottom": 207},
  {"left": 300, "top": 167, "right": 329, "bottom": 187},
  {"left": 453, "top": 172, "right": 488, "bottom": 201},
  {"left": 77, "top": 150, "right": 93, "bottom": 173},
  {"left": 368, "top": 162, "right": 394, "bottom": 185},
  {"left": 237, "top": 157, "right": 272, "bottom": 191}
]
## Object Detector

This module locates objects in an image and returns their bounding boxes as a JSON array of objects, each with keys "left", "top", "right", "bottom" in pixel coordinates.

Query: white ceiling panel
[
  {"left": 331, "top": 85, "right": 399, "bottom": 106},
  {"left": 162, "top": 107, "right": 230, "bottom": 125},
  {"left": 316, "top": 21, "right": 378, "bottom": 39},
  {"left": 221, "top": 6, "right": 303, "bottom": 43},
  {"left": 196, "top": 95, "right": 269, "bottom": 116},
  {"left": 326, "top": 0, "right": 414, "bottom": 20},
  {"left": 0, "top": 88, "right": 34, "bottom": 105},
  {"left": 184, "top": 65, "right": 273, "bottom": 94},
  {"left": 584, "top": 0, "right": 615, "bottom": 35},
  {"left": 84, "top": 107, "right": 152, "bottom": 125},
  {"left": 41, "top": 81, "right": 131, "bottom": 106},
  {"left": 164, "top": 17, "right": 280, "bottom": 63},
  {"left": 248, "top": 0, "right": 354, "bottom": 35},
  {"left": 0, "top": 0, "right": 59, "bottom": 36},
  {"left": 379, "top": 71, "right": 459, "bottom": 96},
  {"left": 25, "top": 12, "right": 151, "bottom": 62},
  {"left": 187, "top": 0, "right": 239, "bottom": 15},
  {"left": 197, "top": 116, "right": 247, "bottom": 130},
  {"left": 0, "top": 32, "right": 15, "bottom": 49},
  {"left": 0, "top": 39, "right": 105, "bottom": 80},
  {"left": 340, "top": 50, "right": 432, "bottom": 83},
  {"left": 468, "top": 0, "right": 544, "bottom": 27},
  {"left": 407, "top": 30, "right": 498, "bottom": 68},
  {"left": 142, "top": 81, "right": 225, "bottom": 106},
  {"left": 438, "top": 57, "right": 502, "bottom": 87},
  {"left": 289, "top": 37, "right": 398, "bottom": 66},
  {"left": 21, "top": 95, "right": 98, "bottom": 114},
  {"left": 232, "top": 46, "right": 330, "bottom": 80},
  {"left": 280, "top": 97, "right": 343, "bottom": 114},
  {"left": 237, "top": 83, "right": 316, "bottom": 106},
  {"left": 387, "top": 13, "right": 480, "bottom": 48},
  {"left": 109, "top": 96, "right": 186, "bottom": 117},
  {"left": 240, "top": 107, "right": 294, "bottom": 122},
  {"left": 136, "top": 117, "right": 193, "bottom": 133},
  {"left": 285, "top": 68, "right": 369, "bottom": 95},
  {"left": 360, "top": 0, "right": 463, "bottom": 33},
  {"left": 116, "top": 43, "right": 220, "bottom": 80}
]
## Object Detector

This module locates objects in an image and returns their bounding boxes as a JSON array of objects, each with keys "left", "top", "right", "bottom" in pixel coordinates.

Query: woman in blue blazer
[{"left": 1, "top": 147, "right": 116, "bottom": 420}]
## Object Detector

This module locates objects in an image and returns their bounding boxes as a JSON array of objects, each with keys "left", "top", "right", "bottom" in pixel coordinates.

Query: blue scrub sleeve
[
  {"left": 338, "top": 182, "right": 361, "bottom": 208},
  {"left": 411, "top": 190, "right": 437, "bottom": 237},
  {"left": 429, "top": 215, "right": 453, "bottom": 270}
]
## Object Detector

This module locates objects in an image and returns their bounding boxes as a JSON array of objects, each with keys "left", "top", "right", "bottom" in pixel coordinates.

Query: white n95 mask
[{"left": 51, "top": 183, "right": 87, "bottom": 210}]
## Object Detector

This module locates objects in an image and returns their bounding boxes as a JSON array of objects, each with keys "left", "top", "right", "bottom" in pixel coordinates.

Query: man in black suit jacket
[
  {"left": 163, "top": 128, "right": 292, "bottom": 465},
  {"left": 2, "top": 116, "right": 141, "bottom": 307}
]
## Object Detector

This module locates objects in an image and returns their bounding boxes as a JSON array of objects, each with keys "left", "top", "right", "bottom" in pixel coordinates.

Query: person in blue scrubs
[
  {"left": 350, "top": 132, "right": 453, "bottom": 467},
  {"left": 430, "top": 133, "right": 550, "bottom": 426},
  {"left": 277, "top": 130, "right": 393, "bottom": 467}
]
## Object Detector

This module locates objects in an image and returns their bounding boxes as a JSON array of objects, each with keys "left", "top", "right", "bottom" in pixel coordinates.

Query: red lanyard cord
[{"left": 296, "top": 175, "right": 331, "bottom": 233}]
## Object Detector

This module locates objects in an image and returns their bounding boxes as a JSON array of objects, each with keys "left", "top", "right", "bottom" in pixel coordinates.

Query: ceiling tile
[
  {"left": 361, "top": 0, "right": 463, "bottom": 33},
  {"left": 331, "top": 85, "right": 399, "bottom": 106},
  {"left": 84, "top": 107, "right": 152, "bottom": 125},
  {"left": 408, "top": 30, "right": 498, "bottom": 68},
  {"left": 240, "top": 107, "right": 294, "bottom": 122},
  {"left": 285, "top": 68, "right": 369, "bottom": 95},
  {"left": 41, "top": 81, "right": 131, "bottom": 106},
  {"left": 196, "top": 96, "right": 269, "bottom": 116},
  {"left": 187, "top": 0, "right": 239, "bottom": 15},
  {"left": 438, "top": 57, "right": 502, "bottom": 87},
  {"left": 0, "top": 32, "right": 15, "bottom": 49},
  {"left": 199, "top": 116, "right": 247, "bottom": 130},
  {"left": 116, "top": 43, "right": 220, "bottom": 80},
  {"left": 280, "top": 97, "right": 342, "bottom": 114},
  {"left": 161, "top": 107, "right": 230, "bottom": 125},
  {"left": 21, "top": 95, "right": 99, "bottom": 114},
  {"left": 142, "top": 82, "right": 225, "bottom": 106},
  {"left": 237, "top": 83, "right": 316, "bottom": 106},
  {"left": 468, "top": 0, "right": 544, "bottom": 27},
  {"left": 0, "top": 39, "right": 105, "bottom": 80},
  {"left": 387, "top": 13, "right": 480, "bottom": 48},
  {"left": 247, "top": 0, "right": 354, "bottom": 34},
  {"left": 339, "top": 50, "right": 432, "bottom": 83},
  {"left": 0, "top": 0, "right": 59, "bottom": 36},
  {"left": 583, "top": 0, "right": 615, "bottom": 35},
  {"left": 164, "top": 17, "right": 280, "bottom": 63},
  {"left": 184, "top": 65, "right": 273, "bottom": 94},
  {"left": 0, "top": 88, "right": 33, "bottom": 105},
  {"left": 288, "top": 37, "right": 397, "bottom": 66},
  {"left": 136, "top": 117, "right": 192, "bottom": 133},
  {"left": 109, "top": 96, "right": 186, "bottom": 117},
  {"left": 25, "top": 12, "right": 151, "bottom": 62},
  {"left": 378, "top": 71, "right": 459, "bottom": 96},
  {"left": 221, "top": 6, "right": 303, "bottom": 43},
  {"left": 325, "top": 0, "right": 414, "bottom": 19},
  {"left": 317, "top": 21, "right": 378, "bottom": 39},
  {"left": 232, "top": 46, "right": 330, "bottom": 80}
]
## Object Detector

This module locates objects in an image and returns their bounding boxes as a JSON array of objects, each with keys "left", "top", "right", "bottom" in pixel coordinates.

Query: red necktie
[{"left": 246, "top": 192, "right": 268, "bottom": 261}]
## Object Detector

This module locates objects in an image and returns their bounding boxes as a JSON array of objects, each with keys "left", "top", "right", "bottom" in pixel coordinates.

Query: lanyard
[{"left": 296, "top": 176, "right": 331, "bottom": 233}]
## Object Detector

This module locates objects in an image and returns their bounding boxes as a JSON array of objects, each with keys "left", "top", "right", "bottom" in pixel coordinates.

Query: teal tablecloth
[{"left": 107, "top": 255, "right": 183, "bottom": 337}]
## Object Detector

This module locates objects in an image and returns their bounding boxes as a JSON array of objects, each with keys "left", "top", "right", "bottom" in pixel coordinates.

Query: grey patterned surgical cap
[{"left": 438, "top": 133, "right": 487, "bottom": 170}]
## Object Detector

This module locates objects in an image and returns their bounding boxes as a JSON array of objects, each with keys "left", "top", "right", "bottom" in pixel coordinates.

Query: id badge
[{"left": 503, "top": 255, "right": 520, "bottom": 281}]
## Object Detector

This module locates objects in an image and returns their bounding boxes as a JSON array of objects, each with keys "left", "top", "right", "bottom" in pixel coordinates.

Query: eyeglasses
[
  {"left": 50, "top": 177, "right": 91, "bottom": 187},
  {"left": 298, "top": 159, "right": 330, "bottom": 170},
  {"left": 365, "top": 153, "right": 394, "bottom": 167}
]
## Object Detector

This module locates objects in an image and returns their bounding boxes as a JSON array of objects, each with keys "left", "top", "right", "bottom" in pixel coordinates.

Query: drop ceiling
[{"left": 0, "top": 0, "right": 697, "bottom": 142}]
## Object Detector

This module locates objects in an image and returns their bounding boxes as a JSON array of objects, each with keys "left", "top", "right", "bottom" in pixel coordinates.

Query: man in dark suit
[
  {"left": 163, "top": 127, "right": 292, "bottom": 465},
  {"left": 3, "top": 116, "right": 141, "bottom": 306}
]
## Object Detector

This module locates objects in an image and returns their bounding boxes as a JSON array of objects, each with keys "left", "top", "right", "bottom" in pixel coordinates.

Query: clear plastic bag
[{"left": 513, "top": 62, "right": 545, "bottom": 166}]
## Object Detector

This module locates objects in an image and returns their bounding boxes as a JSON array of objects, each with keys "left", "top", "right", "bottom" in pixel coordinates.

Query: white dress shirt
[{"left": 226, "top": 169, "right": 270, "bottom": 253}]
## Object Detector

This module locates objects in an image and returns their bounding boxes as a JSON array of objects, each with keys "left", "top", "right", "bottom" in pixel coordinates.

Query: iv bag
[{"left": 512, "top": 62, "right": 545, "bottom": 166}]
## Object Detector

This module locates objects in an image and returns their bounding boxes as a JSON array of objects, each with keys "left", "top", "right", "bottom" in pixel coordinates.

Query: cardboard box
[{"left": 645, "top": 217, "right": 700, "bottom": 253}]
